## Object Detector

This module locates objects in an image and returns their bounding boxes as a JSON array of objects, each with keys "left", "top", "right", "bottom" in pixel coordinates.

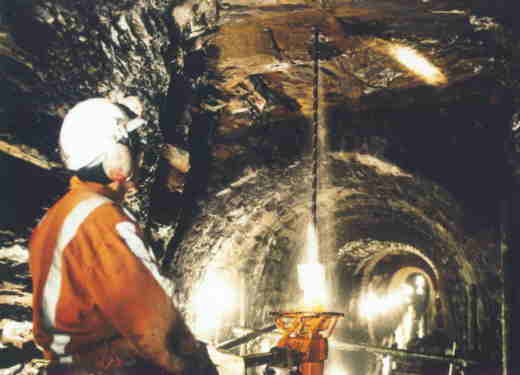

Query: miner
[{"left": 29, "top": 98, "right": 217, "bottom": 375}]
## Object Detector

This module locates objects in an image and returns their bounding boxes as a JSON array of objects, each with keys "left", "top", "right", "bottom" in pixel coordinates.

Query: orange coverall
[{"left": 29, "top": 177, "right": 197, "bottom": 373}]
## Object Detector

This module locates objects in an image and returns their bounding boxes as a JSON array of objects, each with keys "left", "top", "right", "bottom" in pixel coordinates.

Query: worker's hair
[{"left": 75, "top": 163, "right": 112, "bottom": 184}]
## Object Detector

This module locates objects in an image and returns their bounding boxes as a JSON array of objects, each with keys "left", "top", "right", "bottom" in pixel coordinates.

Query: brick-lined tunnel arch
[{"left": 171, "top": 152, "right": 500, "bottom": 367}]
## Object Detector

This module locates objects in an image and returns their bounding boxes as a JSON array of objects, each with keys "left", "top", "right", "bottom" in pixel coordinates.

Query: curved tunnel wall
[{"left": 172, "top": 152, "right": 500, "bottom": 360}]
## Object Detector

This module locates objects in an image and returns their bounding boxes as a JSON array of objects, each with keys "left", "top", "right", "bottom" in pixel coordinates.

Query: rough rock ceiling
[
  {"left": 161, "top": 0, "right": 512, "bottom": 229},
  {"left": 0, "top": 0, "right": 514, "bottom": 230}
]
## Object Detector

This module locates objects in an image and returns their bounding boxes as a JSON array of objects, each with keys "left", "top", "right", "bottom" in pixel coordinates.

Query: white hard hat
[{"left": 59, "top": 97, "right": 145, "bottom": 172}]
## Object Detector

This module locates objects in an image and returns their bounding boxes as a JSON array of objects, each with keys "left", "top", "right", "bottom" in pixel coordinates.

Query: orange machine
[{"left": 270, "top": 311, "right": 343, "bottom": 375}]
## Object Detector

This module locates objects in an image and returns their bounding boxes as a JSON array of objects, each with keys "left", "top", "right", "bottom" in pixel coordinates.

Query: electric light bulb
[{"left": 388, "top": 45, "right": 447, "bottom": 85}]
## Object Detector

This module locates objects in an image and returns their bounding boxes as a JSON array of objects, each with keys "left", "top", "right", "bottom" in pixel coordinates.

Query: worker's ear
[{"left": 102, "top": 143, "right": 134, "bottom": 182}]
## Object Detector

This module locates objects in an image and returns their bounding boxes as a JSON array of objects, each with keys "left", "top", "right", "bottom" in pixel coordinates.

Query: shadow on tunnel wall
[
  {"left": 153, "top": 38, "right": 219, "bottom": 264},
  {"left": 0, "top": 153, "right": 66, "bottom": 235},
  {"left": 155, "top": 36, "right": 313, "bottom": 265},
  {"left": 325, "top": 77, "right": 511, "bottom": 227}
]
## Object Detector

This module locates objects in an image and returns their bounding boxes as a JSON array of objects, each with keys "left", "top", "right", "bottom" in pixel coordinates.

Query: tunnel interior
[
  {"left": 170, "top": 150, "right": 500, "bottom": 375},
  {"left": 157, "top": 5, "right": 507, "bottom": 374}
]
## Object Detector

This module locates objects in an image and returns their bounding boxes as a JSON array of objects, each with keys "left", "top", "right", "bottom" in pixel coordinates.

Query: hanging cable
[{"left": 311, "top": 27, "right": 320, "bottom": 234}]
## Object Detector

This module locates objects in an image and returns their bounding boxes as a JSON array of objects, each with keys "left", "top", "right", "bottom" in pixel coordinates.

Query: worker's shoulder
[
  {"left": 40, "top": 189, "right": 138, "bottom": 234},
  {"left": 32, "top": 190, "right": 110, "bottom": 233},
  {"left": 80, "top": 194, "right": 137, "bottom": 234},
  {"left": 80, "top": 193, "right": 136, "bottom": 226}
]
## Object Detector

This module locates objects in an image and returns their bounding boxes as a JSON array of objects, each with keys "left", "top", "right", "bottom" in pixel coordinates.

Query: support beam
[
  {"left": 0, "top": 139, "right": 62, "bottom": 170},
  {"left": 0, "top": 139, "right": 189, "bottom": 186}
]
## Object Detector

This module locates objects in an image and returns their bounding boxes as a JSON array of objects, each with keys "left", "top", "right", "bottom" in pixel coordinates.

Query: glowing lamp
[
  {"left": 388, "top": 45, "right": 447, "bottom": 85},
  {"left": 359, "top": 284, "right": 414, "bottom": 321},
  {"left": 191, "top": 268, "right": 238, "bottom": 340},
  {"left": 298, "top": 263, "right": 328, "bottom": 310}
]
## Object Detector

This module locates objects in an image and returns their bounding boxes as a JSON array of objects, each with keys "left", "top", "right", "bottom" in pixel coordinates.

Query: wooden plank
[{"left": 0, "top": 139, "right": 62, "bottom": 170}]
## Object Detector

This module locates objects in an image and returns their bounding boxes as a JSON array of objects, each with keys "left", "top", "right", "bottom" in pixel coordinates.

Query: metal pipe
[
  {"left": 231, "top": 327, "right": 481, "bottom": 367},
  {"left": 217, "top": 324, "right": 277, "bottom": 350},
  {"left": 328, "top": 338, "right": 479, "bottom": 368},
  {"left": 242, "top": 352, "right": 277, "bottom": 368}
]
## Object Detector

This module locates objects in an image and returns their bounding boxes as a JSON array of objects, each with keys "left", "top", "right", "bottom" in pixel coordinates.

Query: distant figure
[{"left": 29, "top": 98, "right": 217, "bottom": 375}]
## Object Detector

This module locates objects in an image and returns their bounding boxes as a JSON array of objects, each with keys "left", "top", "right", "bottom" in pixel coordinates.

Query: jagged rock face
[
  {"left": 1, "top": 0, "right": 174, "bottom": 228},
  {"left": 1, "top": 0, "right": 172, "bottom": 118}
]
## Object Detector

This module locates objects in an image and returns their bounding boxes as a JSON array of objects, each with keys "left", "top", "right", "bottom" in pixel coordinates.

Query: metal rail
[
  {"left": 217, "top": 324, "right": 277, "bottom": 351},
  {"left": 228, "top": 327, "right": 482, "bottom": 368},
  {"left": 328, "top": 338, "right": 479, "bottom": 368}
]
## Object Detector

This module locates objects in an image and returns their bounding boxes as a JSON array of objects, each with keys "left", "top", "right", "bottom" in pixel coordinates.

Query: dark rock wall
[
  {"left": 0, "top": 0, "right": 176, "bottom": 228},
  {"left": 1, "top": 0, "right": 172, "bottom": 117}
]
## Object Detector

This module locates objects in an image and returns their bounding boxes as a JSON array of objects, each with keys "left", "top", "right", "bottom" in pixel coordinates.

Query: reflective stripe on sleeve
[
  {"left": 50, "top": 333, "right": 73, "bottom": 355},
  {"left": 116, "top": 222, "right": 175, "bottom": 298}
]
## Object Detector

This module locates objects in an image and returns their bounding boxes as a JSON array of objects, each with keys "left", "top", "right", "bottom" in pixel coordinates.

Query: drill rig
[{"left": 208, "top": 310, "right": 343, "bottom": 375}]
